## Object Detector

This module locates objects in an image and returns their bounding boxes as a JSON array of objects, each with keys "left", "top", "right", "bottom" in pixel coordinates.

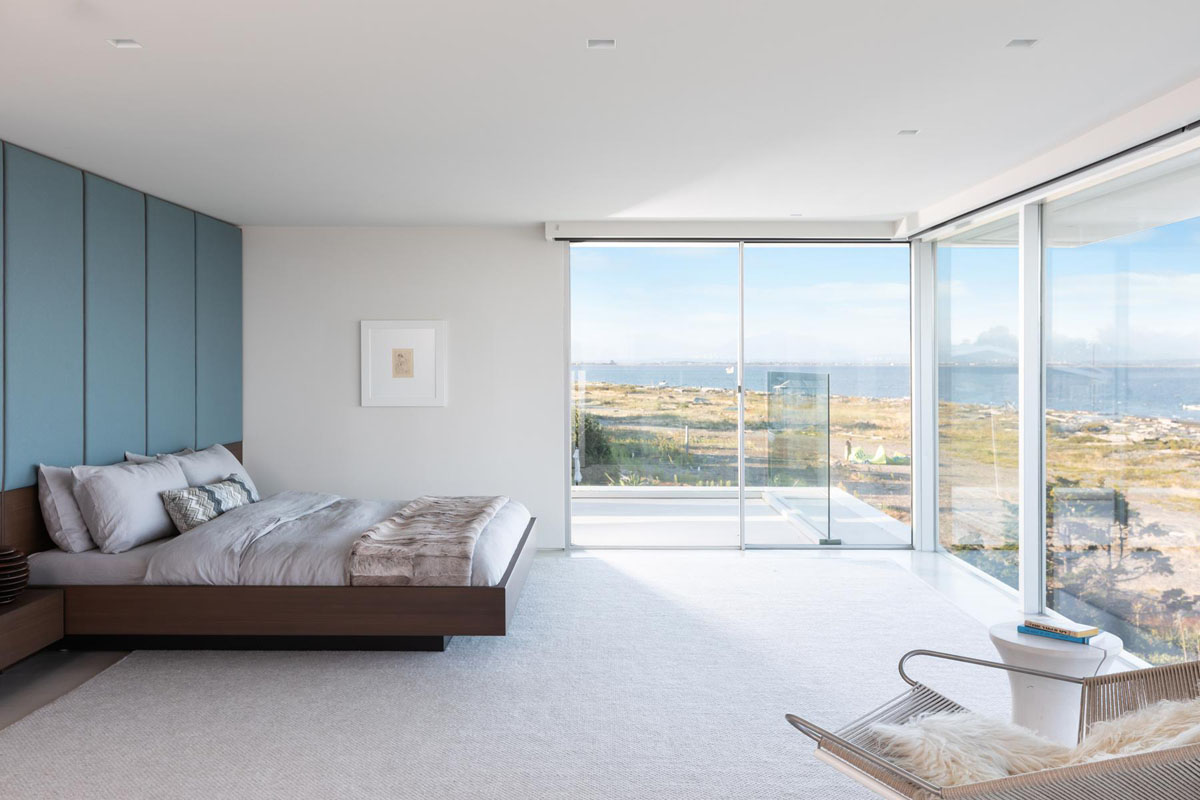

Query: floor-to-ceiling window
[
  {"left": 934, "top": 217, "right": 1020, "bottom": 587},
  {"left": 1043, "top": 152, "right": 1200, "bottom": 664},
  {"left": 924, "top": 144, "right": 1200, "bottom": 665},
  {"left": 569, "top": 240, "right": 912, "bottom": 548}
]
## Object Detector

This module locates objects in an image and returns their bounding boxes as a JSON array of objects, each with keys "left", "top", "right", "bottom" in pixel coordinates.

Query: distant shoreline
[{"left": 573, "top": 364, "right": 1200, "bottom": 422}]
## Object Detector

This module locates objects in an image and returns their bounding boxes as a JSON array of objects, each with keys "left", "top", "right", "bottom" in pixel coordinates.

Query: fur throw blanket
[
  {"left": 349, "top": 495, "right": 508, "bottom": 586},
  {"left": 870, "top": 696, "right": 1200, "bottom": 787}
]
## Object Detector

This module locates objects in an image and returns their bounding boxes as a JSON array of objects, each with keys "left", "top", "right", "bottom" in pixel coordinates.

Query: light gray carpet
[{"left": 0, "top": 552, "right": 1010, "bottom": 799}]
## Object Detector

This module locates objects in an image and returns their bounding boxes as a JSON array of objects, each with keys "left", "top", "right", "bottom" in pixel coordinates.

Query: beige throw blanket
[{"left": 348, "top": 495, "right": 508, "bottom": 586}]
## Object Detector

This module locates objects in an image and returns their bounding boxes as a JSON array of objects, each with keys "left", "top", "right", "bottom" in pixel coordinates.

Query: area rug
[{"left": 0, "top": 552, "right": 1009, "bottom": 799}]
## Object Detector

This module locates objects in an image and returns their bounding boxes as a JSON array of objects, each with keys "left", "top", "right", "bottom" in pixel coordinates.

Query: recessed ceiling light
[
  {"left": 107, "top": 38, "right": 142, "bottom": 49},
  {"left": 789, "top": 213, "right": 804, "bottom": 217},
  {"left": 586, "top": 39, "right": 616, "bottom": 50},
  {"left": 897, "top": 129, "right": 919, "bottom": 136},
  {"left": 1006, "top": 38, "right": 1038, "bottom": 48}
]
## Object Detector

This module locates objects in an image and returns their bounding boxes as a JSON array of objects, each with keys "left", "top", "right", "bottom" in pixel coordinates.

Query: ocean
[{"left": 571, "top": 363, "right": 1200, "bottom": 421}]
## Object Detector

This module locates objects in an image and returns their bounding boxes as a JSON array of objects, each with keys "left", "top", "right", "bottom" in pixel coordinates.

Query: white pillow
[
  {"left": 165, "top": 445, "right": 258, "bottom": 499},
  {"left": 72, "top": 458, "right": 190, "bottom": 553},
  {"left": 124, "top": 447, "right": 194, "bottom": 464},
  {"left": 37, "top": 465, "right": 96, "bottom": 553}
]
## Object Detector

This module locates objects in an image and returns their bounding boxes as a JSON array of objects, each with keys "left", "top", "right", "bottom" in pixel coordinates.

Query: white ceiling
[{"left": 3, "top": 1, "right": 1200, "bottom": 227}]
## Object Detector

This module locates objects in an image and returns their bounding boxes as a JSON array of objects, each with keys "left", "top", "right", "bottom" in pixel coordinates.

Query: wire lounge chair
[{"left": 786, "top": 649, "right": 1200, "bottom": 799}]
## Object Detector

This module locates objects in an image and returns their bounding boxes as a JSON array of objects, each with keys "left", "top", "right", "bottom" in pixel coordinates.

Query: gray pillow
[
  {"left": 165, "top": 445, "right": 258, "bottom": 499},
  {"left": 124, "top": 447, "right": 194, "bottom": 464},
  {"left": 37, "top": 465, "right": 96, "bottom": 553},
  {"left": 72, "top": 458, "right": 190, "bottom": 553}
]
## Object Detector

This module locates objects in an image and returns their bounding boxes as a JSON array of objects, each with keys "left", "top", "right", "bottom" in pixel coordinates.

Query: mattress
[
  {"left": 30, "top": 539, "right": 170, "bottom": 586},
  {"left": 29, "top": 494, "right": 531, "bottom": 588}
]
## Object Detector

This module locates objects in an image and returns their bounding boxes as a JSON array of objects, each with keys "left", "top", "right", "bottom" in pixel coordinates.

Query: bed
[{"left": 9, "top": 442, "right": 537, "bottom": 652}]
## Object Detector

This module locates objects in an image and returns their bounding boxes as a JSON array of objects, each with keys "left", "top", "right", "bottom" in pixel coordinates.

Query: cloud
[{"left": 1047, "top": 270, "right": 1200, "bottom": 361}]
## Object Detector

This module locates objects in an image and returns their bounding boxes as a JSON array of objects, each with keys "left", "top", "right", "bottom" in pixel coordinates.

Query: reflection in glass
[
  {"left": 1044, "top": 149, "right": 1200, "bottom": 663},
  {"left": 935, "top": 217, "right": 1020, "bottom": 587}
]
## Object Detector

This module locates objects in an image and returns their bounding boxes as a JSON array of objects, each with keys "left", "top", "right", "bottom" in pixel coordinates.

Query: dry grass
[{"left": 574, "top": 382, "right": 912, "bottom": 521}]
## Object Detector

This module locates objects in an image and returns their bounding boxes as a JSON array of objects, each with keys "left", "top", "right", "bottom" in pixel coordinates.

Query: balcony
[{"left": 571, "top": 485, "right": 911, "bottom": 548}]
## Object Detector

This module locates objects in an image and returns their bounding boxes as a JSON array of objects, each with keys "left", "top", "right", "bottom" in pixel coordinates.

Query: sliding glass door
[
  {"left": 569, "top": 244, "right": 742, "bottom": 547},
  {"left": 569, "top": 241, "right": 913, "bottom": 548}
]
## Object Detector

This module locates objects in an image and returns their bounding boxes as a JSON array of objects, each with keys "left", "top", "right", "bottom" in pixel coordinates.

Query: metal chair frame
[{"left": 787, "top": 650, "right": 1200, "bottom": 799}]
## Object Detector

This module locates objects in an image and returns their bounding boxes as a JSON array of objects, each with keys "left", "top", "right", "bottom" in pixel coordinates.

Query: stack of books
[{"left": 1017, "top": 618, "right": 1099, "bottom": 644}]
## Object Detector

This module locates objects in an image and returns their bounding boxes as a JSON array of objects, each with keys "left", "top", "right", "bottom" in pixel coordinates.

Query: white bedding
[
  {"left": 29, "top": 539, "right": 170, "bottom": 585},
  {"left": 30, "top": 492, "right": 531, "bottom": 588}
]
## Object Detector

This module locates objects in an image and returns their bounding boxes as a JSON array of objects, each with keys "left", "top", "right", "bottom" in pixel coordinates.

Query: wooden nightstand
[{"left": 0, "top": 590, "right": 64, "bottom": 670}]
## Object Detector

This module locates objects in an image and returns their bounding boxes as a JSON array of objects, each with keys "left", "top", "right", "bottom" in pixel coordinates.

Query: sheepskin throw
[
  {"left": 870, "top": 697, "right": 1200, "bottom": 787},
  {"left": 348, "top": 495, "right": 507, "bottom": 586}
]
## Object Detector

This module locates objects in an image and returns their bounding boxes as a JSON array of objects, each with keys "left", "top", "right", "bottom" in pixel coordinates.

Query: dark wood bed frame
[{"left": 1, "top": 442, "right": 537, "bottom": 652}]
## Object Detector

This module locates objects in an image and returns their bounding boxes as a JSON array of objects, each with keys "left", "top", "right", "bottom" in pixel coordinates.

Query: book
[
  {"left": 1023, "top": 618, "right": 1100, "bottom": 639},
  {"left": 1017, "top": 625, "right": 1092, "bottom": 644}
]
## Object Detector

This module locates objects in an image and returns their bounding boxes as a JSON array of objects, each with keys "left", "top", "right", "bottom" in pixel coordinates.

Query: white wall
[{"left": 242, "top": 226, "right": 567, "bottom": 548}]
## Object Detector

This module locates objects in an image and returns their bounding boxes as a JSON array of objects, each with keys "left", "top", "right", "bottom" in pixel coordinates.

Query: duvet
[{"left": 142, "top": 491, "right": 530, "bottom": 587}]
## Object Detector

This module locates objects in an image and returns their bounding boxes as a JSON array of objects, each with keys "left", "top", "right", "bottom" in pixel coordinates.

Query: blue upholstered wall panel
[
  {"left": 85, "top": 175, "right": 146, "bottom": 465},
  {"left": 146, "top": 197, "right": 196, "bottom": 455},
  {"left": 3, "top": 146, "right": 84, "bottom": 489},
  {"left": 195, "top": 215, "right": 243, "bottom": 448},
  {"left": 0, "top": 148, "right": 5, "bottom": 479},
  {"left": 0, "top": 141, "right": 240, "bottom": 493}
]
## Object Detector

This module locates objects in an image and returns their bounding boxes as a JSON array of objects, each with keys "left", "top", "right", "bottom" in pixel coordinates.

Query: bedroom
[{"left": 3, "top": 2, "right": 1200, "bottom": 798}]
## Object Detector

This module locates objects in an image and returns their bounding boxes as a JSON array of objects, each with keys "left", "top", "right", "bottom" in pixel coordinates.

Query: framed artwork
[{"left": 360, "top": 320, "right": 448, "bottom": 406}]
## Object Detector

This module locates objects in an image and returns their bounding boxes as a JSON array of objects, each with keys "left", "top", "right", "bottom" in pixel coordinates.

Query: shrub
[{"left": 572, "top": 408, "right": 614, "bottom": 466}]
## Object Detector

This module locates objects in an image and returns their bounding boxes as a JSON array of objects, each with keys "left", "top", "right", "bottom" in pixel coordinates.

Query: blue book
[{"left": 1017, "top": 625, "right": 1092, "bottom": 644}]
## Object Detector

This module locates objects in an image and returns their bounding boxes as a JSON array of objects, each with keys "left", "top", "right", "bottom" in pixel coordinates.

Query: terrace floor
[{"left": 570, "top": 487, "right": 911, "bottom": 547}]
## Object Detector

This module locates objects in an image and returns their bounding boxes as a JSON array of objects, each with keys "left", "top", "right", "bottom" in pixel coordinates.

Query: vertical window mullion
[
  {"left": 737, "top": 241, "right": 745, "bottom": 551},
  {"left": 911, "top": 240, "right": 937, "bottom": 552},
  {"left": 1017, "top": 203, "right": 1046, "bottom": 616}
]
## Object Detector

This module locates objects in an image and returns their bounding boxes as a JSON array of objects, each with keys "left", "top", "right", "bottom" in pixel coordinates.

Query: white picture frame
[{"left": 360, "top": 320, "right": 448, "bottom": 407}]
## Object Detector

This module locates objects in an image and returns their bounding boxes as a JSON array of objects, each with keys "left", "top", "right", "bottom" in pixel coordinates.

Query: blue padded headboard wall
[{"left": 0, "top": 142, "right": 243, "bottom": 552}]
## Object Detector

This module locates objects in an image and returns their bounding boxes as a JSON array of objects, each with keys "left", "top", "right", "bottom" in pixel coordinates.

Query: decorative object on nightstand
[
  {"left": 1018, "top": 617, "right": 1099, "bottom": 643},
  {"left": 0, "top": 546, "right": 30, "bottom": 604},
  {"left": 0, "top": 589, "right": 64, "bottom": 670}
]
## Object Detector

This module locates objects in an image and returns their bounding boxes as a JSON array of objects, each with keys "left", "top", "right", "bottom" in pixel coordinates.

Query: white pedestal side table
[{"left": 988, "top": 622, "right": 1123, "bottom": 747}]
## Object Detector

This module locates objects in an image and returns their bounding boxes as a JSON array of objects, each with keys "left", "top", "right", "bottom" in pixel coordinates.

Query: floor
[
  {"left": 570, "top": 489, "right": 912, "bottom": 547},
  {"left": 0, "top": 551, "right": 1011, "bottom": 799},
  {"left": 0, "top": 650, "right": 127, "bottom": 730}
]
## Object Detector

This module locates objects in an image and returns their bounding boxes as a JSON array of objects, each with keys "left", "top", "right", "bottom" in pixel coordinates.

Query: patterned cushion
[{"left": 160, "top": 475, "right": 258, "bottom": 533}]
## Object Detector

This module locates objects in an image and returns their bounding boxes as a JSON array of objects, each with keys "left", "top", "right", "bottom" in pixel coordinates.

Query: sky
[
  {"left": 1046, "top": 215, "right": 1200, "bottom": 364},
  {"left": 937, "top": 243, "right": 1019, "bottom": 362},
  {"left": 570, "top": 212, "right": 1200, "bottom": 368},
  {"left": 938, "top": 214, "right": 1200, "bottom": 365},
  {"left": 570, "top": 243, "right": 910, "bottom": 364}
]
